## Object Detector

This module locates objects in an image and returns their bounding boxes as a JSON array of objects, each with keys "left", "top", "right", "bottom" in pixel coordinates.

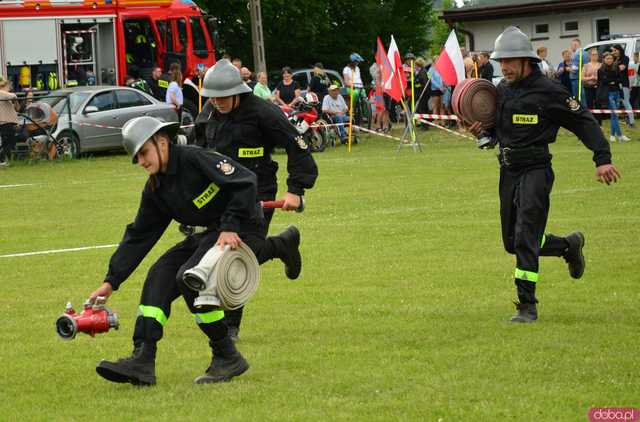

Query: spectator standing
[
  {"left": 569, "top": 39, "right": 589, "bottom": 105},
  {"left": 430, "top": 64, "right": 445, "bottom": 126},
  {"left": 630, "top": 52, "right": 640, "bottom": 112},
  {"left": 166, "top": 62, "right": 184, "bottom": 121},
  {"left": 556, "top": 50, "right": 573, "bottom": 93},
  {"left": 478, "top": 52, "right": 494, "bottom": 81},
  {"left": 241, "top": 67, "right": 256, "bottom": 90},
  {"left": 308, "top": 63, "right": 330, "bottom": 103},
  {"left": 253, "top": 72, "right": 273, "bottom": 101},
  {"left": 146, "top": 66, "right": 169, "bottom": 101},
  {"left": 0, "top": 77, "right": 18, "bottom": 166},
  {"left": 232, "top": 57, "right": 242, "bottom": 71},
  {"left": 582, "top": 48, "right": 602, "bottom": 124},
  {"left": 322, "top": 84, "right": 349, "bottom": 143},
  {"left": 537, "top": 47, "right": 554, "bottom": 77},
  {"left": 612, "top": 44, "right": 635, "bottom": 127},
  {"left": 274, "top": 67, "right": 300, "bottom": 108},
  {"left": 598, "top": 52, "right": 630, "bottom": 142},
  {"left": 343, "top": 53, "right": 365, "bottom": 90}
]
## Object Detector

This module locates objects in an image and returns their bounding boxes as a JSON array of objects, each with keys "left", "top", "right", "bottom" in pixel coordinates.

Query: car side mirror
[{"left": 84, "top": 105, "right": 99, "bottom": 114}]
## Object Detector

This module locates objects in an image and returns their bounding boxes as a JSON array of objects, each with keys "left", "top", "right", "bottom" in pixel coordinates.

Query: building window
[
  {"left": 563, "top": 20, "right": 579, "bottom": 35},
  {"left": 534, "top": 23, "right": 549, "bottom": 37}
]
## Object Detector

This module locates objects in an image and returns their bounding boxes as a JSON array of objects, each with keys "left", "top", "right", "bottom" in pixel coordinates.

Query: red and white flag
[
  {"left": 434, "top": 30, "right": 466, "bottom": 86},
  {"left": 383, "top": 35, "right": 407, "bottom": 101}
]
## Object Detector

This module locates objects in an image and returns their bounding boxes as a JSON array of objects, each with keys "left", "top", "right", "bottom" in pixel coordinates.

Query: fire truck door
[{"left": 163, "top": 18, "right": 187, "bottom": 72}]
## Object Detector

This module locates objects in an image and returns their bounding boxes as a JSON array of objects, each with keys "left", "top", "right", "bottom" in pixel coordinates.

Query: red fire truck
[{"left": 0, "top": 0, "right": 217, "bottom": 122}]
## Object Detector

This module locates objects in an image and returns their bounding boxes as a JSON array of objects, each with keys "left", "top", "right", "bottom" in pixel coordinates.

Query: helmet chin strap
[{"left": 148, "top": 134, "right": 165, "bottom": 190}]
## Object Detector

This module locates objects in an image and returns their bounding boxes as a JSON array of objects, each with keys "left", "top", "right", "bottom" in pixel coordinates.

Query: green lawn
[{"left": 0, "top": 124, "right": 638, "bottom": 421}]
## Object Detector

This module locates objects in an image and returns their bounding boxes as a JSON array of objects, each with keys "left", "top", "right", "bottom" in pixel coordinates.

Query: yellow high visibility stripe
[
  {"left": 138, "top": 305, "right": 168, "bottom": 326},
  {"left": 193, "top": 310, "right": 225, "bottom": 324},
  {"left": 512, "top": 114, "right": 538, "bottom": 125},
  {"left": 193, "top": 182, "right": 219, "bottom": 209},
  {"left": 515, "top": 268, "right": 539, "bottom": 283},
  {"left": 238, "top": 147, "right": 264, "bottom": 158}
]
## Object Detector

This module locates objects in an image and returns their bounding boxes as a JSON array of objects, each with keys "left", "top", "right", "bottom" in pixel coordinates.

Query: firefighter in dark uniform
[
  {"left": 195, "top": 59, "right": 318, "bottom": 339},
  {"left": 86, "top": 116, "right": 293, "bottom": 385},
  {"left": 468, "top": 27, "right": 621, "bottom": 322}
]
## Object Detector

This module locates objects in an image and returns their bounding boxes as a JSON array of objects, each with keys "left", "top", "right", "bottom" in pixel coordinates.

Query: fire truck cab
[{"left": 0, "top": 0, "right": 217, "bottom": 124}]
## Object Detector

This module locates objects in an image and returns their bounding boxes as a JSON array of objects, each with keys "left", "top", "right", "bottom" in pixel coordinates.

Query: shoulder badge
[
  {"left": 216, "top": 159, "right": 235, "bottom": 176},
  {"left": 296, "top": 135, "right": 308, "bottom": 150},
  {"left": 566, "top": 97, "right": 581, "bottom": 112}
]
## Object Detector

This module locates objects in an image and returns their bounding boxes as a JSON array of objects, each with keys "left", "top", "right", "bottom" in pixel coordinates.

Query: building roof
[{"left": 443, "top": 0, "right": 638, "bottom": 23}]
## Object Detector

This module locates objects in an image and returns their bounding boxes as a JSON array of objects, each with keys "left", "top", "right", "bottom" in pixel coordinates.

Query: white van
[{"left": 584, "top": 34, "right": 640, "bottom": 59}]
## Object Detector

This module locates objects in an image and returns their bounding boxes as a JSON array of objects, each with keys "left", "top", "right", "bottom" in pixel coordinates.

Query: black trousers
[
  {"left": 224, "top": 188, "right": 277, "bottom": 330},
  {"left": 499, "top": 165, "right": 568, "bottom": 304},
  {"left": 0, "top": 123, "right": 17, "bottom": 162},
  {"left": 133, "top": 229, "right": 265, "bottom": 346}
]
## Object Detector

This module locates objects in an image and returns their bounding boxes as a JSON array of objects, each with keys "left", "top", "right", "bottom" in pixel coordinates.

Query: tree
[{"left": 196, "top": 0, "right": 432, "bottom": 75}]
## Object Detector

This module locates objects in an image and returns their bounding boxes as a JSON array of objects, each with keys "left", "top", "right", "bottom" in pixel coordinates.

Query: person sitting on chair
[{"left": 322, "top": 85, "right": 350, "bottom": 144}]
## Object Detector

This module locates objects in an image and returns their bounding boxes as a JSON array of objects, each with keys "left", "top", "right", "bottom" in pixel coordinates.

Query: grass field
[{"left": 1, "top": 124, "right": 638, "bottom": 421}]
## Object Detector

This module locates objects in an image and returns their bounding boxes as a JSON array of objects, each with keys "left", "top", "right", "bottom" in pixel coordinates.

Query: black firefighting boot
[
  {"left": 261, "top": 225, "right": 302, "bottom": 280},
  {"left": 96, "top": 342, "right": 157, "bottom": 386},
  {"left": 224, "top": 307, "right": 243, "bottom": 342},
  {"left": 510, "top": 279, "right": 538, "bottom": 323},
  {"left": 194, "top": 336, "right": 249, "bottom": 384},
  {"left": 563, "top": 232, "right": 585, "bottom": 279}
]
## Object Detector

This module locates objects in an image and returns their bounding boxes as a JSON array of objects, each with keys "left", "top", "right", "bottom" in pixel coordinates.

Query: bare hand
[
  {"left": 89, "top": 282, "right": 113, "bottom": 304},
  {"left": 281, "top": 192, "right": 301, "bottom": 211},
  {"left": 216, "top": 231, "right": 242, "bottom": 249},
  {"left": 596, "top": 164, "right": 621, "bottom": 185},
  {"left": 466, "top": 121, "right": 483, "bottom": 138}
]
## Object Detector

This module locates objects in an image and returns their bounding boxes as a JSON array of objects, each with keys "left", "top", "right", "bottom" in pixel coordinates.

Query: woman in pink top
[
  {"left": 582, "top": 48, "right": 602, "bottom": 124},
  {"left": 0, "top": 77, "right": 18, "bottom": 166}
]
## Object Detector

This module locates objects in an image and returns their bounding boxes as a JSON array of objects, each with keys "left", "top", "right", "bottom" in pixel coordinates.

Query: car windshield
[{"left": 38, "top": 92, "right": 90, "bottom": 114}]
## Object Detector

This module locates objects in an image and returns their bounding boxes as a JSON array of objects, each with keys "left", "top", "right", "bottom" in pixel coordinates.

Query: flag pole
[
  {"left": 411, "top": 60, "right": 416, "bottom": 114},
  {"left": 578, "top": 47, "right": 583, "bottom": 102},
  {"left": 347, "top": 83, "right": 355, "bottom": 153}
]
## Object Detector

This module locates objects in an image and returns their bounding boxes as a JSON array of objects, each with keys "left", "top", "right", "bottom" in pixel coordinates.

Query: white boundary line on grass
[
  {"left": 0, "top": 183, "right": 38, "bottom": 189},
  {"left": 0, "top": 244, "right": 118, "bottom": 258}
]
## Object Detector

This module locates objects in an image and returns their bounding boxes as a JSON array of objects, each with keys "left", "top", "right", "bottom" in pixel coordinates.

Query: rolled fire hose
[
  {"left": 182, "top": 243, "right": 260, "bottom": 310},
  {"left": 451, "top": 78, "right": 497, "bottom": 129}
]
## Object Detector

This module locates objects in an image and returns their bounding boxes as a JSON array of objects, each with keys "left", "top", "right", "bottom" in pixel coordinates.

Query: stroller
[{"left": 16, "top": 101, "right": 61, "bottom": 160}]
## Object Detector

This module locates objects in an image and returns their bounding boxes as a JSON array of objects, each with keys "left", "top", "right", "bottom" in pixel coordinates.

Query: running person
[
  {"left": 196, "top": 59, "right": 318, "bottom": 340},
  {"left": 468, "top": 27, "right": 621, "bottom": 322}
]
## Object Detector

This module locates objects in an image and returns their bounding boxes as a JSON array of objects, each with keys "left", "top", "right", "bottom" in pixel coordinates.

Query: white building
[{"left": 441, "top": 0, "right": 640, "bottom": 67}]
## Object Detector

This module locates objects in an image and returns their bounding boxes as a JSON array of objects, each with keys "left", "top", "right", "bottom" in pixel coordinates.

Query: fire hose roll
[
  {"left": 451, "top": 78, "right": 497, "bottom": 129},
  {"left": 182, "top": 243, "right": 260, "bottom": 311}
]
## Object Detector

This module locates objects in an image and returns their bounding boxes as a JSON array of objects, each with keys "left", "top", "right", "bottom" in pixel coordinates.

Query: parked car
[
  {"left": 268, "top": 68, "right": 345, "bottom": 92},
  {"left": 585, "top": 34, "right": 640, "bottom": 61},
  {"left": 38, "top": 86, "right": 180, "bottom": 157}
]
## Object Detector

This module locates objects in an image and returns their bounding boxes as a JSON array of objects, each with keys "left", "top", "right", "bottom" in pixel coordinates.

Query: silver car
[{"left": 40, "top": 86, "right": 179, "bottom": 157}]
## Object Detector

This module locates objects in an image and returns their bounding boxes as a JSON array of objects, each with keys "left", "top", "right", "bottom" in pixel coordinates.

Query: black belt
[{"left": 498, "top": 145, "right": 551, "bottom": 168}]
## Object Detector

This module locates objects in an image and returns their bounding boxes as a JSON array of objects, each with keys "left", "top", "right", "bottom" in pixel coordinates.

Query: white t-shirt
[
  {"left": 322, "top": 94, "right": 348, "bottom": 114},
  {"left": 166, "top": 81, "right": 183, "bottom": 106},
  {"left": 343, "top": 65, "right": 363, "bottom": 88}
]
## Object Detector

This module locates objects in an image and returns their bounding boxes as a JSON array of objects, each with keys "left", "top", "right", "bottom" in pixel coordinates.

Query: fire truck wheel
[{"left": 56, "top": 131, "right": 80, "bottom": 159}]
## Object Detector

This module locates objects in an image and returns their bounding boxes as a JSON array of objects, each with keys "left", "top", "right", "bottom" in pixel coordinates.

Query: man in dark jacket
[
  {"left": 88, "top": 116, "right": 272, "bottom": 385},
  {"left": 468, "top": 27, "right": 621, "bottom": 323},
  {"left": 196, "top": 59, "right": 319, "bottom": 339}
]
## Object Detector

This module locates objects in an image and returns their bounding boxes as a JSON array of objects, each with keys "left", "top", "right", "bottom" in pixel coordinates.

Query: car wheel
[{"left": 55, "top": 131, "right": 80, "bottom": 159}]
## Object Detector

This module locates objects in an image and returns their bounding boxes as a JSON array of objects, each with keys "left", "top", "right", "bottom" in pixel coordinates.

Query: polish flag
[
  {"left": 434, "top": 30, "right": 466, "bottom": 86},
  {"left": 384, "top": 35, "right": 406, "bottom": 101}
]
